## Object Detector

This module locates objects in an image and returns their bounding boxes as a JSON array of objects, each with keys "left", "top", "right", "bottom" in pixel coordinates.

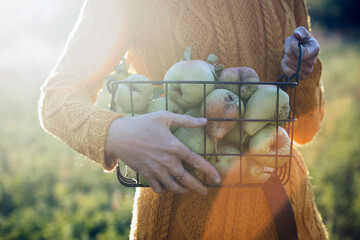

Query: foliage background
[{"left": 0, "top": 0, "right": 359, "bottom": 239}]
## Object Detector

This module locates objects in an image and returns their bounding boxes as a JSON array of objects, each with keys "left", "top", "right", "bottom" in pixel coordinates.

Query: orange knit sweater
[{"left": 39, "top": 0, "right": 327, "bottom": 239}]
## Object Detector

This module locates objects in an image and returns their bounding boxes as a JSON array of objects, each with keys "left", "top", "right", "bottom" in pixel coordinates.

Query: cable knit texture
[{"left": 38, "top": 0, "right": 327, "bottom": 239}]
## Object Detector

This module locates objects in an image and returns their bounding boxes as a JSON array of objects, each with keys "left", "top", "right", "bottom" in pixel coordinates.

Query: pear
[
  {"left": 114, "top": 105, "right": 126, "bottom": 114},
  {"left": 115, "top": 74, "right": 153, "bottom": 113},
  {"left": 145, "top": 96, "right": 183, "bottom": 115},
  {"left": 243, "top": 86, "right": 290, "bottom": 136},
  {"left": 218, "top": 138, "right": 235, "bottom": 148},
  {"left": 209, "top": 145, "right": 246, "bottom": 185},
  {"left": 146, "top": 96, "right": 184, "bottom": 132},
  {"left": 114, "top": 106, "right": 140, "bottom": 117},
  {"left": 184, "top": 107, "right": 202, "bottom": 118},
  {"left": 164, "top": 60, "right": 215, "bottom": 110},
  {"left": 201, "top": 89, "right": 244, "bottom": 151},
  {"left": 249, "top": 125, "right": 291, "bottom": 168},
  {"left": 124, "top": 113, "right": 140, "bottom": 117},
  {"left": 243, "top": 158, "right": 273, "bottom": 184},
  {"left": 174, "top": 127, "right": 214, "bottom": 170},
  {"left": 219, "top": 67, "right": 259, "bottom": 100},
  {"left": 128, "top": 113, "right": 141, "bottom": 117},
  {"left": 224, "top": 123, "right": 250, "bottom": 146}
]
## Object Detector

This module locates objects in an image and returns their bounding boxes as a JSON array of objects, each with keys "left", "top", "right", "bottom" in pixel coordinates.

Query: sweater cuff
[{"left": 87, "top": 109, "right": 123, "bottom": 171}]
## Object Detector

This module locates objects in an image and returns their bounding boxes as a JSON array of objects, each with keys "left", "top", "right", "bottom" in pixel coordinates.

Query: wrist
[{"left": 103, "top": 116, "right": 125, "bottom": 170}]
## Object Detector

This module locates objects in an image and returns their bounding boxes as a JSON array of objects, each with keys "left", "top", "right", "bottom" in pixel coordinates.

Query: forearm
[
  {"left": 293, "top": 59, "right": 325, "bottom": 144},
  {"left": 39, "top": 85, "right": 123, "bottom": 170},
  {"left": 38, "top": 0, "right": 135, "bottom": 170}
]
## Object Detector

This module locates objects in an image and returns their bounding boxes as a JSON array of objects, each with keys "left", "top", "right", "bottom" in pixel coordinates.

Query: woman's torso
[
  {"left": 128, "top": 0, "right": 298, "bottom": 83},
  {"left": 126, "top": 1, "right": 327, "bottom": 239}
]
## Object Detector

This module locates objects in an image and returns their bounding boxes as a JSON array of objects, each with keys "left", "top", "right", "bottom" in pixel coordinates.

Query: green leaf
[
  {"left": 207, "top": 54, "right": 219, "bottom": 65},
  {"left": 114, "top": 58, "right": 127, "bottom": 73}
]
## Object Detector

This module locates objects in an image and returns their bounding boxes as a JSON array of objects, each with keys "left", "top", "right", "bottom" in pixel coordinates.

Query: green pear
[
  {"left": 145, "top": 96, "right": 183, "bottom": 115},
  {"left": 124, "top": 113, "right": 140, "bottom": 117},
  {"left": 164, "top": 60, "right": 215, "bottom": 110},
  {"left": 249, "top": 125, "right": 291, "bottom": 168},
  {"left": 146, "top": 96, "right": 184, "bottom": 132},
  {"left": 115, "top": 74, "right": 153, "bottom": 113},
  {"left": 114, "top": 105, "right": 126, "bottom": 114},
  {"left": 218, "top": 138, "right": 235, "bottom": 148},
  {"left": 209, "top": 145, "right": 246, "bottom": 185},
  {"left": 219, "top": 67, "right": 259, "bottom": 100},
  {"left": 114, "top": 106, "right": 141, "bottom": 117},
  {"left": 243, "top": 86, "right": 290, "bottom": 136},
  {"left": 224, "top": 123, "right": 250, "bottom": 146},
  {"left": 243, "top": 158, "right": 273, "bottom": 184},
  {"left": 201, "top": 89, "right": 244, "bottom": 151},
  {"left": 174, "top": 127, "right": 214, "bottom": 170},
  {"left": 184, "top": 107, "right": 202, "bottom": 118}
]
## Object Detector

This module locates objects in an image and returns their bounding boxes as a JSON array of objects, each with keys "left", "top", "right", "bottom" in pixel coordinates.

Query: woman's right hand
[{"left": 104, "top": 110, "right": 221, "bottom": 195}]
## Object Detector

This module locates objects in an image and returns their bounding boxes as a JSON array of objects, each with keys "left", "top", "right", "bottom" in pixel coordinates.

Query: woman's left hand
[{"left": 281, "top": 26, "right": 320, "bottom": 80}]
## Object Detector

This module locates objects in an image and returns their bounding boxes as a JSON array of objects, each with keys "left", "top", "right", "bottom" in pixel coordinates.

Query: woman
[{"left": 39, "top": 0, "right": 327, "bottom": 239}]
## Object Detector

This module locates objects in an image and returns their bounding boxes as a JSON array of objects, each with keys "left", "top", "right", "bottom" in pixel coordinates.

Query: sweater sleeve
[
  {"left": 38, "top": 0, "right": 137, "bottom": 171},
  {"left": 291, "top": 0, "right": 326, "bottom": 145}
]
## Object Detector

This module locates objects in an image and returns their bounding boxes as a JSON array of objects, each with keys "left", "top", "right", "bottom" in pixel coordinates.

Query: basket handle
[{"left": 278, "top": 42, "right": 303, "bottom": 83}]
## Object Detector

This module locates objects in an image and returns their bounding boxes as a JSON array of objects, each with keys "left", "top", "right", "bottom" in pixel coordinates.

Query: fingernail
[
  {"left": 214, "top": 176, "right": 221, "bottom": 184},
  {"left": 201, "top": 189, "right": 208, "bottom": 195},
  {"left": 295, "top": 30, "right": 303, "bottom": 38},
  {"left": 198, "top": 118, "right": 207, "bottom": 124}
]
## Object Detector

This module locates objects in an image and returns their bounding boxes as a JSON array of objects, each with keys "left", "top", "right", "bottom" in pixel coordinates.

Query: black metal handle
[{"left": 277, "top": 42, "right": 303, "bottom": 83}]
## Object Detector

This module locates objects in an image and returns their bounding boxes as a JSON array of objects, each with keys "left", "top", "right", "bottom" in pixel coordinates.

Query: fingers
[
  {"left": 293, "top": 27, "right": 320, "bottom": 57},
  {"left": 286, "top": 29, "right": 320, "bottom": 60},
  {"left": 282, "top": 53, "right": 314, "bottom": 76},
  {"left": 293, "top": 26, "right": 311, "bottom": 41},
  {"left": 283, "top": 27, "right": 320, "bottom": 79},
  {"left": 158, "top": 171, "right": 189, "bottom": 194},
  {"left": 164, "top": 133, "right": 221, "bottom": 185},
  {"left": 172, "top": 169, "right": 208, "bottom": 195},
  {"left": 153, "top": 158, "right": 207, "bottom": 195},
  {"left": 164, "top": 136, "right": 221, "bottom": 185},
  {"left": 180, "top": 150, "right": 221, "bottom": 184},
  {"left": 167, "top": 112, "right": 207, "bottom": 128},
  {"left": 281, "top": 57, "right": 313, "bottom": 80},
  {"left": 284, "top": 35, "right": 306, "bottom": 59},
  {"left": 145, "top": 177, "right": 167, "bottom": 194},
  {"left": 302, "top": 37, "right": 320, "bottom": 59}
]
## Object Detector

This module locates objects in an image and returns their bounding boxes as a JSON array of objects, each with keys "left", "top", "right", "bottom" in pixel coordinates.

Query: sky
[{"left": 0, "top": 0, "right": 84, "bottom": 96}]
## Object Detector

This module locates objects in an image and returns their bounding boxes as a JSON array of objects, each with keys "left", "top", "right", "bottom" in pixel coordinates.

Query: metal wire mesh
[{"left": 107, "top": 44, "right": 303, "bottom": 188}]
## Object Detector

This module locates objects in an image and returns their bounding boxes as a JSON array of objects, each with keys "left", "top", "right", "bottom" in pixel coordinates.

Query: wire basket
[{"left": 106, "top": 44, "right": 303, "bottom": 188}]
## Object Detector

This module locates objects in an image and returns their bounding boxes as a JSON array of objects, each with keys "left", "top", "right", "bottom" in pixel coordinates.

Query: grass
[{"left": 298, "top": 35, "right": 360, "bottom": 239}]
